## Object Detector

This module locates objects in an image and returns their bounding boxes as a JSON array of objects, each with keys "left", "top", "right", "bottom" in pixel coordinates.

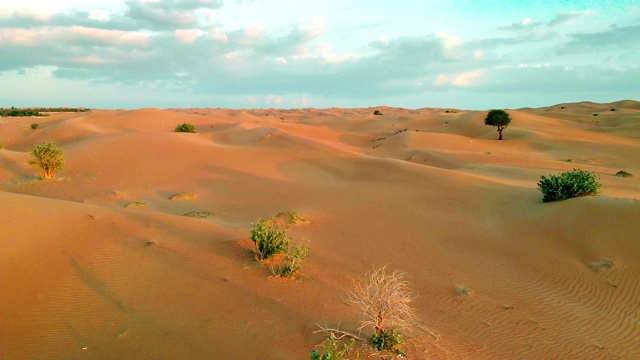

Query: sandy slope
[{"left": 1, "top": 101, "right": 639, "bottom": 359}]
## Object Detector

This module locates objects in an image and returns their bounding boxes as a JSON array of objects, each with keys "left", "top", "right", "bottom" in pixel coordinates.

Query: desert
[{"left": 1, "top": 101, "right": 639, "bottom": 359}]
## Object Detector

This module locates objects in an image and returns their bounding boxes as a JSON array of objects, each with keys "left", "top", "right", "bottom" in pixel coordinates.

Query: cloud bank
[{"left": 0, "top": 1, "right": 638, "bottom": 109}]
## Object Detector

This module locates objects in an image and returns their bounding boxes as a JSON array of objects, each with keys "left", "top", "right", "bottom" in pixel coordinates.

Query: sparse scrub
[
  {"left": 250, "top": 218, "right": 290, "bottom": 260},
  {"left": 370, "top": 328, "right": 403, "bottom": 354},
  {"left": 30, "top": 122, "right": 39, "bottom": 129},
  {"left": 455, "top": 285, "right": 472, "bottom": 296},
  {"left": 615, "top": 170, "right": 633, "bottom": 178},
  {"left": 273, "top": 211, "right": 309, "bottom": 226},
  {"left": 347, "top": 266, "right": 414, "bottom": 354},
  {"left": 169, "top": 192, "right": 197, "bottom": 200},
  {"left": 28, "top": 141, "right": 64, "bottom": 179},
  {"left": 589, "top": 259, "right": 613, "bottom": 272},
  {"left": 373, "top": 110, "right": 383, "bottom": 115},
  {"left": 125, "top": 201, "right": 146, "bottom": 208},
  {"left": 184, "top": 211, "right": 215, "bottom": 218},
  {"left": 271, "top": 242, "right": 309, "bottom": 278},
  {"left": 484, "top": 109, "right": 512, "bottom": 140},
  {"left": 310, "top": 334, "right": 358, "bottom": 360},
  {"left": 174, "top": 122, "right": 196, "bottom": 133},
  {"left": 537, "top": 168, "right": 601, "bottom": 202}
]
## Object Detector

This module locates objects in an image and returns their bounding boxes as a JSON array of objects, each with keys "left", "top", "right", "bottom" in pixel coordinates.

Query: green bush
[
  {"left": 174, "top": 122, "right": 196, "bottom": 133},
  {"left": 250, "top": 219, "right": 289, "bottom": 260},
  {"left": 537, "top": 169, "right": 601, "bottom": 202},
  {"left": 31, "top": 123, "right": 39, "bottom": 129},
  {"left": 28, "top": 141, "right": 64, "bottom": 179},
  {"left": 310, "top": 334, "right": 357, "bottom": 360},
  {"left": 370, "top": 328, "right": 403, "bottom": 353},
  {"left": 272, "top": 242, "right": 309, "bottom": 278}
]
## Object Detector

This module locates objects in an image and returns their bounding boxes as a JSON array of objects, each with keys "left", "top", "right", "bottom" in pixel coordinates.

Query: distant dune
[{"left": 1, "top": 101, "right": 639, "bottom": 359}]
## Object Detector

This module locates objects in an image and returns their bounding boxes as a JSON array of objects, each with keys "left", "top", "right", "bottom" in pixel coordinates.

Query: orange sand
[{"left": 1, "top": 101, "right": 639, "bottom": 359}]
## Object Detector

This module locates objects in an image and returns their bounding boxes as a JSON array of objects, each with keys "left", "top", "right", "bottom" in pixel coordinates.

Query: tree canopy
[{"left": 484, "top": 109, "right": 512, "bottom": 140}]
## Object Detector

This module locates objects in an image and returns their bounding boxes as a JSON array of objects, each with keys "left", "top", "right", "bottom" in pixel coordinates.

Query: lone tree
[
  {"left": 28, "top": 141, "right": 64, "bottom": 179},
  {"left": 484, "top": 109, "right": 512, "bottom": 140}
]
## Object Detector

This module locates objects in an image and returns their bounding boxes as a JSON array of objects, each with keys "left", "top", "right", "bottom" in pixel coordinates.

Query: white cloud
[
  {"left": 175, "top": 29, "right": 202, "bottom": 43},
  {"left": 434, "top": 70, "right": 484, "bottom": 87}
]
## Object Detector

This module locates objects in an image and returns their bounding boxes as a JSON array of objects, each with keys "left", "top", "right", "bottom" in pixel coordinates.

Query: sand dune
[{"left": 1, "top": 101, "right": 639, "bottom": 359}]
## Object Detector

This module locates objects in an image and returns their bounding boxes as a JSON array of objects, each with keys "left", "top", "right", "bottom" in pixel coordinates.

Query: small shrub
[
  {"left": 169, "top": 192, "right": 197, "bottom": 200},
  {"left": 183, "top": 211, "right": 215, "bottom": 218},
  {"left": 250, "top": 219, "right": 289, "bottom": 260},
  {"left": 125, "top": 201, "right": 146, "bottom": 208},
  {"left": 174, "top": 122, "right": 196, "bottom": 133},
  {"left": 592, "top": 113, "right": 599, "bottom": 116},
  {"left": 370, "top": 328, "right": 403, "bottom": 353},
  {"left": 373, "top": 110, "right": 383, "bottom": 116},
  {"left": 537, "top": 169, "right": 601, "bottom": 202},
  {"left": 31, "top": 122, "right": 39, "bottom": 129},
  {"left": 310, "top": 334, "right": 358, "bottom": 360},
  {"left": 589, "top": 259, "right": 613, "bottom": 272},
  {"left": 455, "top": 285, "right": 472, "bottom": 296},
  {"left": 611, "top": 108, "right": 616, "bottom": 111},
  {"left": 28, "top": 141, "right": 64, "bottom": 179},
  {"left": 271, "top": 242, "right": 309, "bottom": 278},
  {"left": 615, "top": 170, "right": 633, "bottom": 178}
]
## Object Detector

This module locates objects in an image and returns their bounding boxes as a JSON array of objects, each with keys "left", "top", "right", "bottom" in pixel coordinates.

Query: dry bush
[{"left": 347, "top": 265, "right": 416, "bottom": 337}]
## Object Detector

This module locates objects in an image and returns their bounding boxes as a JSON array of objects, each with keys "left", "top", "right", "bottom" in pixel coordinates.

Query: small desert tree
[
  {"left": 347, "top": 266, "right": 415, "bottom": 352},
  {"left": 484, "top": 109, "right": 512, "bottom": 140},
  {"left": 28, "top": 141, "right": 64, "bottom": 179}
]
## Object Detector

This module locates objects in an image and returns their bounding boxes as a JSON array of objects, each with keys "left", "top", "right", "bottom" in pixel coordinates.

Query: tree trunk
[{"left": 498, "top": 129, "right": 503, "bottom": 140}]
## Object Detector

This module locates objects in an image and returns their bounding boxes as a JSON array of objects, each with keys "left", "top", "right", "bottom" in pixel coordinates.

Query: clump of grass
[
  {"left": 455, "top": 285, "right": 472, "bottom": 297},
  {"left": 615, "top": 170, "right": 633, "bottom": 178},
  {"left": 30, "top": 122, "right": 39, "bottom": 129},
  {"left": 273, "top": 211, "right": 309, "bottom": 226},
  {"left": 174, "top": 122, "right": 196, "bottom": 133},
  {"left": 125, "top": 201, "right": 146, "bottom": 208},
  {"left": 589, "top": 259, "right": 614, "bottom": 272},
  {"left": 169, "top": 192, "right": 197, "bottom": 200},
  {"left": 183, "top": 211, "right": 215, "bottom": 218},
  {"left": 537, "top": 168, "right": 601, "bottom": 202}
]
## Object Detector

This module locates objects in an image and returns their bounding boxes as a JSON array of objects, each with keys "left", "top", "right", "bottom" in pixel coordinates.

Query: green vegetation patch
[
  {"left": 183, "top": 211, "right": 215, "bottom": 218},
  {"left": 169, "top": 192, "right": 197, "bottom": 200},
  {"left": 174, "top": 122, "right": 197, "bottom": 133},
  {"left": 537, "top": 168, "right": 601, "bottom": 202},
  {"left": 125, "top": 202, "right": 147, "bottom": 208}
]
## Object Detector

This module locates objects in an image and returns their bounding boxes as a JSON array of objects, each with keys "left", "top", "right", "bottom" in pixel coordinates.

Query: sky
[{"left": 0, "top": 0, "right": 638, "bottom": 110}]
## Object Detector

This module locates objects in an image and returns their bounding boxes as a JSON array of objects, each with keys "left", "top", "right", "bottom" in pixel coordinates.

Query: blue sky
[{"left": 0, "top": 0, "right": 638, "bottom": 109}]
